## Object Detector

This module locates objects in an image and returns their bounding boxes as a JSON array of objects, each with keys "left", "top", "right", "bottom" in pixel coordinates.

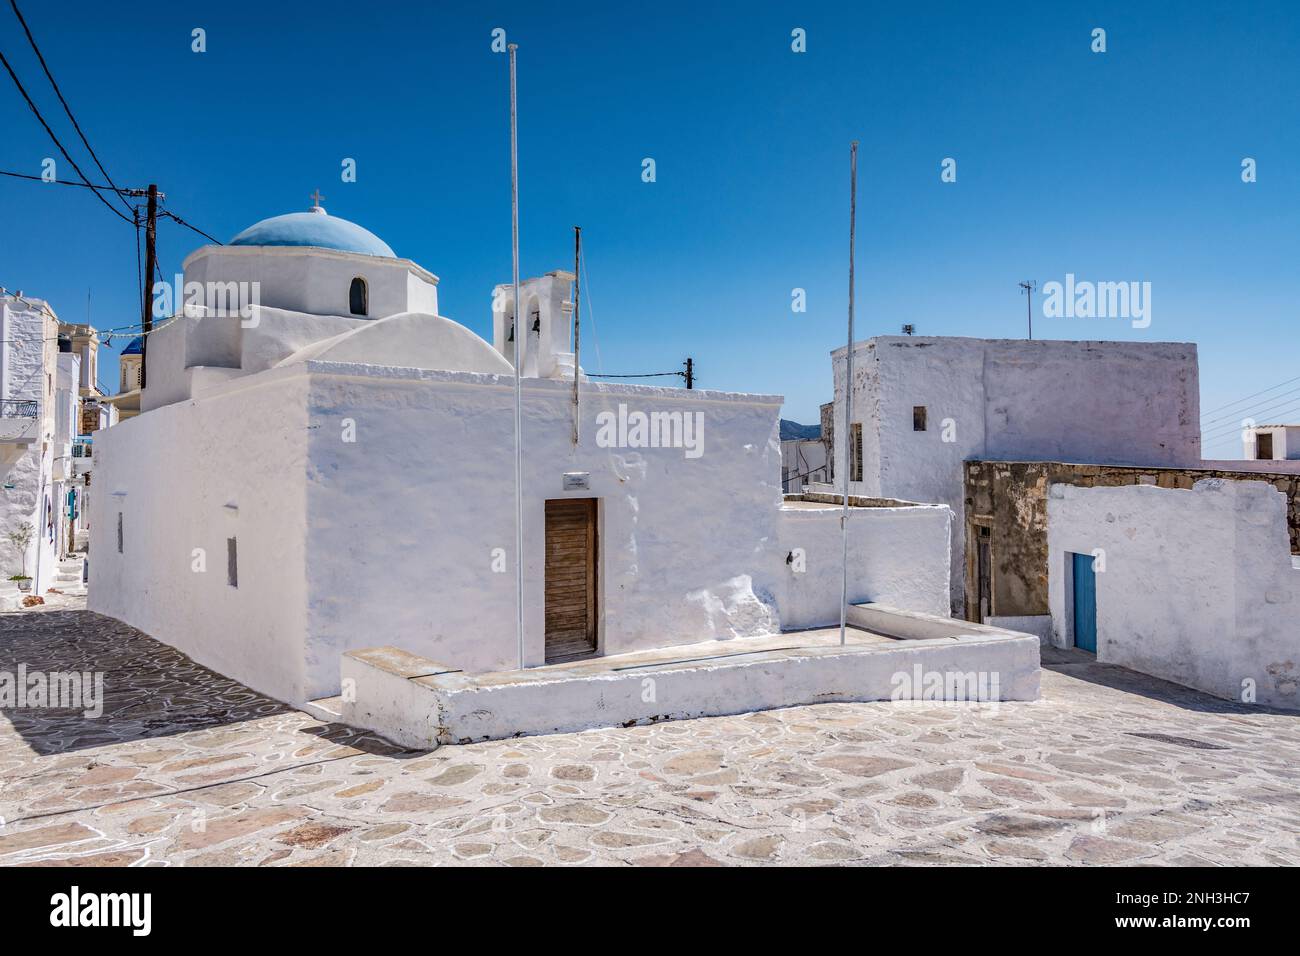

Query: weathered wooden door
[
  {"left": 544, "top": 498, "right": 598, "bottom": 663},
  {"left": 1071, "top": 552, "right": 1097, "bottom": 653}
]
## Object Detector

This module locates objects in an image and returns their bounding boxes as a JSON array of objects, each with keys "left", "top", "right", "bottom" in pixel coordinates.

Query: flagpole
[
  {"left": 509, "top": 43, "right": 525, "bottom": 670},
  {"left": 839, "top": 141, "right": 858, "bottom": 647}
]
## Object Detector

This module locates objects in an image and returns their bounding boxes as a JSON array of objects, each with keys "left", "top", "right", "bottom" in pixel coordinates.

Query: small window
[
  {"left": 116, "top": 512, "right": 123, "bottom": 554},
  {"left": 913, "top": 406, "right": 928, "bottom": 431},
  {"left": 1256, "top": 433, "right": 1274, "bottom": 460},
  {"left": 227, "top": 537, "right": 238, "bottom": 588},
  {"left": 349, "top": 277, "right": 368, "bottom": 316},
  {"left": 850, "top": 423, "right": 863, "bottom": 483}
]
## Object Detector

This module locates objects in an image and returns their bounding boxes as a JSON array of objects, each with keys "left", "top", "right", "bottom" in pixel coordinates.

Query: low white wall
[
  {"left": 987, "top": 615, "right": 1053, "bottom": 644},
  {"left": 88, "top": 370, "right": 312, "bottom": 703},
  {"left": 342, "top": 627, "right": 1041, "bottom": 749},
  {"left": 777, "top": 504, "right": 951, "bottom": 630},
  {"left": 1048, "top": 479, "right": 1299, "bottom": 709}
]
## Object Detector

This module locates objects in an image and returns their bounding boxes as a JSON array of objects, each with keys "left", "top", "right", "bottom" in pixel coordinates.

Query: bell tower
[{"left": 492, "top": 270, "right": 575, "bottom": 379}]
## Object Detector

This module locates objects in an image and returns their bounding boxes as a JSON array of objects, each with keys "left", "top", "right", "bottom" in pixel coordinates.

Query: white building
[
  {"left": 1048, "top": 478, "right": 1299, "bottom": 710},
  {"left": 0, "top": 294, "right": 88, "bottom": 598},
  {"left": 781, "top": 435, "right": 829, "bottom": 493},
  {"left": 89, "top": 204, "right": 958, "bottom": 707},
  {"left": 1244, "top": 424, "right": 1300, "bottom": 462},
  {"left": 818, "top": 336, "right": 1202, "bottom": 614}
]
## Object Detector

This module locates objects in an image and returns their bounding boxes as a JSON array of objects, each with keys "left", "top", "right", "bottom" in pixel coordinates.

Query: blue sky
[{"left": 1, "top": 0, "right": 1297, "bottom": 457}]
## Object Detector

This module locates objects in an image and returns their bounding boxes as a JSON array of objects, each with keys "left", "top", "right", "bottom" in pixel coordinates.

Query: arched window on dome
[{"left": 349, "top": 277, "right": 368, "bottom": 317}]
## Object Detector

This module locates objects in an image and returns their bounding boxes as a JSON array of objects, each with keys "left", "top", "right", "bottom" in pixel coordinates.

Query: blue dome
[
  {"left": 229, "top": 210, "right": 395, "bottom": 258},
  {"left": 121, "top": 336, "right": 143, "bottom": 355}
]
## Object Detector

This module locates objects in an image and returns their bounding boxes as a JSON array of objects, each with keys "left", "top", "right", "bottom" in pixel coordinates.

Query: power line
[
  {"left": 0, "top": 167, "right": 121, "bottom": 190},
  {"left": 1201, "top": 390, "right": 1300, "bottom": 442},
  {"left": 8, "top": 0, "right": 134, "bottom": 218},
  {"left": 586, "top": 371, "right": 684, "bottom": 379},
  {"left": 161, "top": 208, "right": 223, "bottom": 245},
  {"left": 0, "top": 288, "right": 184, "bottom": 344},
  {"left": 2, "top": 170, "right": 224, "bottom": 255},
  {"left": 1201, "top": 377, "right": 1300, "bottom": 424},
  {"left": 0, "top": 49, "right": 133, "bottom": 225},
  {"left": 1, "top": 170, "right": 224, "bottom": 247}
]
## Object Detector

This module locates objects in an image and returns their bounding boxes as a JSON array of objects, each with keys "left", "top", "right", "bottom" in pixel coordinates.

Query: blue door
[{"left": 1071, "top": 552, "right": 1097, "bottom": 653}]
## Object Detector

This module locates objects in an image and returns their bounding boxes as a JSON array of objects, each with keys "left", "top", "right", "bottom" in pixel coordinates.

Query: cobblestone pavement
[{"left": 1, "top": 606, "right": 1298, "bottom": 866}]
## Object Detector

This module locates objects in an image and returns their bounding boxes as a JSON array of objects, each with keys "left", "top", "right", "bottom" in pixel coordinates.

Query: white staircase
[{"left": 52, "top": 555, "right": 86, "bottom": 595}]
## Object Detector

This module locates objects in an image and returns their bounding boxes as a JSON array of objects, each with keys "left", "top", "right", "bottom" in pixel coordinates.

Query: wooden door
[{"left": 544, "top": 498, "right": 598, "bottom": 663}]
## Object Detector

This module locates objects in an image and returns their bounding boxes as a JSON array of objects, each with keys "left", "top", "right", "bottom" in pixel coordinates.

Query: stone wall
[{"left": 964, "top": 460, "right": 1300, "bottom": 619}]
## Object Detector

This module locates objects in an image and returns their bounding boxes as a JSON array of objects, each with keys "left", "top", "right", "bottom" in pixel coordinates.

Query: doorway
[
  {"left": 544, "top": 498, "right": 599, "bottom": 663},
  {"left": 1070, "top": 552, "right": 1097, "bottom": 653}
]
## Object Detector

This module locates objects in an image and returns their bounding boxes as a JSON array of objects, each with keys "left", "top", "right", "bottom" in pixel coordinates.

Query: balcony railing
[
  {"left": 0, "top": 399, "right": 38, "bottom": 418},
  {"left": 73, "top": 440, "right": 93, "bottom": 458}
]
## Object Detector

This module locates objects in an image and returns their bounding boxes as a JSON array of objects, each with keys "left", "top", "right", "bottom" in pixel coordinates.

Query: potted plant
[{"left": 5, "top": 522, "right": 35, "bottom": 591}]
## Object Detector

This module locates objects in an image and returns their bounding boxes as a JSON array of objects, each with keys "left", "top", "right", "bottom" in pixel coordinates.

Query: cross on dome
[{"left": 309, "top": 189, "right": 326, "bottom": 214}]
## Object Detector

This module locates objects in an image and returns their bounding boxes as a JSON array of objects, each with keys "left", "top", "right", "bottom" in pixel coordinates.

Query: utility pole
[
  {"left": 684, "top": 357, "right": 694, "bottom": 389},
  {"left": 1019, "top": 279, "right": 1036, "bottom": 340},
  {"left": 134, "top": 184, "right": 160, "bottom": 389},
  {"left": 571, "top": 225, "right": 581, "bottom": 445}
]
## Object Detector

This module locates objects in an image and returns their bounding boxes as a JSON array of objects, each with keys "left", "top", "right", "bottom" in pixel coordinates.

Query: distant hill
[{"left": 779, "top": 419, "right": 821, "bottom": 441}]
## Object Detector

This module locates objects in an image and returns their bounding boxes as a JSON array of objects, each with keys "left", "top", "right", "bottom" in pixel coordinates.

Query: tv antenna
[{"left": 1018, "top": 280, "right": 1037, "bottom": 340}]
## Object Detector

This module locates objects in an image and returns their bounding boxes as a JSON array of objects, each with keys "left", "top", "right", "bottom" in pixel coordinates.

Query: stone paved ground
[{"left": 1, "top": 606, "right": 1298, "bottom": 866}]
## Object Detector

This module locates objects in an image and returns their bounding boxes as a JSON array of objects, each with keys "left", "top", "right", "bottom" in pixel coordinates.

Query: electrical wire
[
  {"left": 1, "top": 170, "right": 225, "bottom": 248},
  {"left": 8, "top": 0, "right": 134, "bottom": 218},
  {"left": 0, "top": 168, "right": 119, "bottom": 190},
  {"left": 1201, "top": 374, "right": 1300, "bottom": 422},
  {"left": 0, "top": 50, "right": 133, "bottom": 225},
  {"left": 161, "top": 208, "right": 223, "bottom": 245},
  {"left": 1201, "top": 390, "right": 1300, "bottom": 442},
  {"left": 586, "top": 371, "right": 684, "bottom": 379}
]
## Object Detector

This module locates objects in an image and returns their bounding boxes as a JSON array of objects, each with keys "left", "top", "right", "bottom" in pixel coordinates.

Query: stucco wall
[
  {"left": 1047, "top": 479, "right": 1299, "bottom": 710},
  {"left": 88, "top": 371, "right": 311, "bottom": 703},
  {"left": 965, "top": 459, "right": 1300, "bottom": 620}
]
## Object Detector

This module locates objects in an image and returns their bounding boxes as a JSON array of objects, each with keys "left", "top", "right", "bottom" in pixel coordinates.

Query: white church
[{"left": 89, "top": 200, "right": 1037, "bottom": 741}]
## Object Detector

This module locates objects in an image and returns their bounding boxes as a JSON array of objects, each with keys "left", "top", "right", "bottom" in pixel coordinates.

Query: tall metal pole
[
  {"left": 839, "top": 142, "right": 858, "bottom": 647},
  {"left": 571, "top": 225, "right": 581, "bottom": 446},
  {"left": 509, "top": 44, "right": 525, "bottom": 669}
]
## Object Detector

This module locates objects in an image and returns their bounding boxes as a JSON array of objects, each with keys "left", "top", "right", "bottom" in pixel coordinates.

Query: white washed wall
[
  {"left": 776, "top": 503, "right": 951, "bottom": 630},
  {"left": 1047, "top": 479, "right": 1300, "bottom": 709},
  {"left": 88, "top": 371, "right": 312, "bottom": 703}
]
